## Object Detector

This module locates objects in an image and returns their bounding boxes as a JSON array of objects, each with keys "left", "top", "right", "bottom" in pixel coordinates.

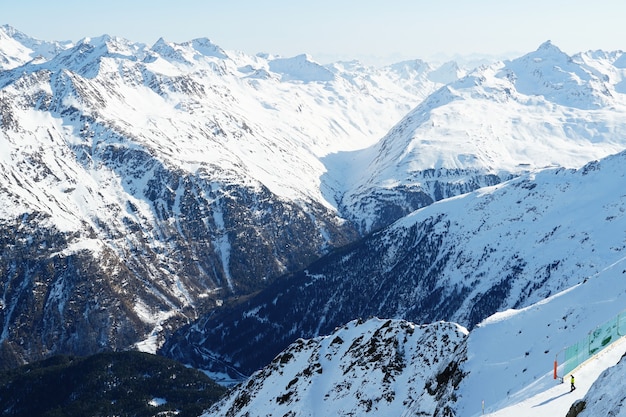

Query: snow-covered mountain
[
  {"left": 203, "top": 318, "right": 468, "bottom": 416},
  {"left": 0, "top": 24, "right": 452, "bottom": 367},
  {"left": 2, "top": 25, "right": 626, "bottom": 417},
  {"left": 340, "top": 41, "right": 626, "bottom": 232},
  {"left": 200, "top": 244, "right": 626, "bottom": 416},
  {"left": 164, "top": 149, "right": 626, "bottom": 379},
  {"left": 0, "top": 25, "right": 71, "bottom": 70}
]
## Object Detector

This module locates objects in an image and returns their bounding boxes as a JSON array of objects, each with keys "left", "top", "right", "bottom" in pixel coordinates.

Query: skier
[{"left": 570, "top": 375, "right": 576, "bottom": 392}]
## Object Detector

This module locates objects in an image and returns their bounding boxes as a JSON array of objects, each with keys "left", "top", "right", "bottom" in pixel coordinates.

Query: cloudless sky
[{"left": 2, "top": 0, "right": 625, "bottom": 65}]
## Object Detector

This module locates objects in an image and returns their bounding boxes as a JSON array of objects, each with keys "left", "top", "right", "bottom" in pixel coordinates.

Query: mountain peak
[
  {"left": 204, "top": 318, "right": 468, "bottom": 416},
  {"left": 268, "top": 54, "right": 335, "bottom": 82},
  {"left": 0, "top": 24, "right": 21, "bottom": 38},
  {"left": 188, "top": 38, "right": 228, "bottom": 59},
  {"left": 537, "top": 39, "right": 562, "bottom": 52},
  {"left": 0, "top": 24, "right": 71, "bottom": 69},
  {"left": 513, "top": 40, "right": 570, "bottom": 64},
  {"left": 499, "top": 39, "right": 613, "bottom": 109},
  {"left": 78, "top": 33, "right": 112, "bottom": 45},
  {"left": 43, "top": 33, "right": 142, "bottom": 77},
  {"left": 149, "top": 37, "right": 227, "bottom": 65}
]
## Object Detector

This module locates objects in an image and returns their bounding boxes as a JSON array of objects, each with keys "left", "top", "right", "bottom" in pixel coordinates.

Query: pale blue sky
[{"left": 2, "top": 0, "right": 625, "bottom": 64}]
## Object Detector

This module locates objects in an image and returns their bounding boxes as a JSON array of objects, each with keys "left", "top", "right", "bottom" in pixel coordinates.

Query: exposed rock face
[
  {"left": 341, "top": 168, "right": 504, "bottom": 233},
  {"left": 0, "top": 215, "right": 148, "bottom": 367},
  {"left": 202, "top": 318, "right": 468, "bottom": 417},
  {"left": 566, "top": 400, "right": 586, "bottom": 417},
  {"left": 163, "top": 152, "right": 626, "bottom": 377},
  {"left": 0, "top": 170, "right": 357, "bottom": 369}
]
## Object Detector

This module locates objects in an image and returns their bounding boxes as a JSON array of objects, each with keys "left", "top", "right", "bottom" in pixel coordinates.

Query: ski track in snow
[{"left": 483, "top": 336, "right": 626, "bottom": 417}]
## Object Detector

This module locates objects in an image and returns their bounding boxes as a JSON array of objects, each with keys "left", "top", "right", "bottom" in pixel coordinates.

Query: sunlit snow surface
[
  {"left": 461, "top": 258, "right": 626, "bottom": 417},
  {"left": 200, "top": 258, "right": 626, "bottom": 417},
  {"left": 200, "top": 151, "right": 626, "bottom": 416},
  {"left": 2, "top": 26, "right": 626, "bottom": 416}
]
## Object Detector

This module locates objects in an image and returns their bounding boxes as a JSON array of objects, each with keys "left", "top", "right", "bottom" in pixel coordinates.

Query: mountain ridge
[
  {"left": 197, "top": 236, "right": 626, "bottom": 416},
  {"left": 163, "top": 149, "right": 626, "bottom": 379},
  {"left": 0, "top": 24, "right": 447, "bottom": 368},
  {"left": 338, "top": 42, "right": 626, "bottom": 231},
  {"left": 1, "top": 24, "right": 625, "bottom": 389}
]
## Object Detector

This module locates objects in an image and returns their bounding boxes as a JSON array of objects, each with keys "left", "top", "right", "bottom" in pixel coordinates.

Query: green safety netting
[{"left": 559, "top": 310, "right": 626, "bottom": 376}]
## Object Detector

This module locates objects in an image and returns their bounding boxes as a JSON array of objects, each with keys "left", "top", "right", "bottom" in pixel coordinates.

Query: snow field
[
  {"left": 483, "top": 335, "right": 626, "bottom": 417},
  {"left": 457, "top": 255, "right": 626, "bottom": 416}
]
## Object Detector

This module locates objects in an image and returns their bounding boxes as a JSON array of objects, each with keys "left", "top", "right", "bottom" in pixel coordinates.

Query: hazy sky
[{"left": 3, "top": 0, "right": 625, "bottom": 64}]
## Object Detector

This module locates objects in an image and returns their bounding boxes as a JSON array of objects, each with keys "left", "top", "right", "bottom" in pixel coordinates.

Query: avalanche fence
[{"left": 554, "top": 308, "right": 626, "bottom": 379}]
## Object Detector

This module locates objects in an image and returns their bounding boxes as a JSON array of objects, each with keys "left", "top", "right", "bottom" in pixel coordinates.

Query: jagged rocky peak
[
  {"left": 202, "top": 318, "right": 468, "bottom": 417},
  {"left": 44, "top": 33, "right": 146, "bottom": 78}
]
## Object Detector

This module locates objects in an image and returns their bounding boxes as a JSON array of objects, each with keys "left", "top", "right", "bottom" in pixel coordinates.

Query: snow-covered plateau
[{"left": 1, "top": 23, "right": 626, "bottom": 416}]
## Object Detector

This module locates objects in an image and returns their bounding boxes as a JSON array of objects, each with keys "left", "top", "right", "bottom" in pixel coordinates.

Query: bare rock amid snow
[{"left": 202, "top": 318, "right": 467, "bottom": 417}]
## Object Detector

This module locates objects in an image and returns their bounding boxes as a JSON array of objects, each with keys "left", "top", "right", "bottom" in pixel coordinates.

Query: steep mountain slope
[
  {"left": 2, "top": 25, "right": 626, "bottom": 380},
  {"left": 575, "top": 351, "right": 626, "bottom": 417},
  {"left": 0, "top": 26, "right": 448, "bottom": 368},
  {"left": 163, "top": 150, "right": 626, "bottom": 377},
  {"left": 451, "top": 253, "right": 626, "bottom": 416},
  {"left": 340, "top": 41, "right": 626, "bottom": 232},
  {"left": 0, "top": 25, "right": 70, "bottom": 70},
  {"left": 202, "top": 244, "right": 626, "bottom": 416},
  {"left": 202, "top": 318, "right": 468, "bottom": 417}
]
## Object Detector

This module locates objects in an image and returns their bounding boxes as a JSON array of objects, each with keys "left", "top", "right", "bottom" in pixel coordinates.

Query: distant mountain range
[
  {"left": 0, "top": 24, "right": 444, "bottom": 367},
  {"left": 1, "top": 22, "right": 626, "bottom": 416}
]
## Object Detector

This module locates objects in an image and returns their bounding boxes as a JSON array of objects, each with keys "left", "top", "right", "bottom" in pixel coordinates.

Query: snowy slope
[
  {"left": 203, "top": 257, "right": 626, "bottom": 417},
  {"left": 341, "top": 41, "right": 626, "bottom": 232},
  {"left": 3, "top": 28, "right": 626, "bottom": 415},
  {"left": 0, "top": 26, "right": 452, "bottom": 367},
  {"left": 165, "top": 149, "right": 626, "bottom": 377},
  {"left": 202, "top": 318, "right": 468, "bottom": 417},
  {"left": 452, "top": 253, "right": 626, "bottom": 416},
  {"left": 0, "top": 28, "right": 445, "bottom": 225},
  {"left": 0, "top": 25, "right": 70, "bottom": 70},
  {"left": 480, "top": 338, "right": 626, "bottom": 417}
]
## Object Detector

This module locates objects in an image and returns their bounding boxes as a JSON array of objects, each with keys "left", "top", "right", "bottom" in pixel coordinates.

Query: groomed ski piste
[
  {"left": 457, "top": 254, "right": 626, "bottom": 417},
  {"left": 484, "top": 336, "right": 626, "bottom": 416}
]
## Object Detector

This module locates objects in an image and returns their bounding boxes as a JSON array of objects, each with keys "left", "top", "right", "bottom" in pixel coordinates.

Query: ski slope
[
  {"left": 485, "top": 335, "right": 626, "bottom": 416},
  {"left": 456, "top": 252, "right": 626, "bottom": 417}
]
